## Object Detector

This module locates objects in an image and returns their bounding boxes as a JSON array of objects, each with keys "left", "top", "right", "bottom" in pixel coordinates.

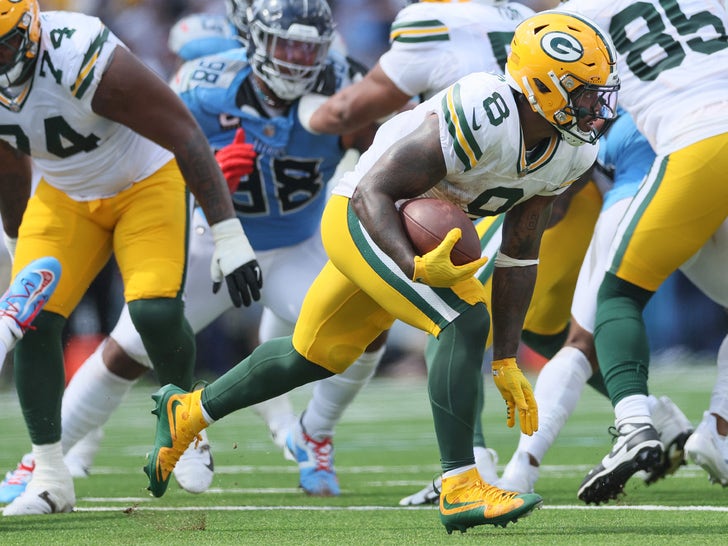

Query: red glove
[{"left": 216, "top": 127, "right": 256, "bottom": 193}]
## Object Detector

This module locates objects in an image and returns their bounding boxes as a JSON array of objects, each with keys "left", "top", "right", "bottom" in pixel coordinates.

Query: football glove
[
  {"left": 210, "top": 218, "right": 262, "bottom": 307},
  {"left": 412, "top": 228, "right": 488, "bottom": 287},
  {"left": 216, "top": 127, "right": 256, "bottom": 194},
  {"left": 492, "top": 357, "right": 538, "bottom": 435}
]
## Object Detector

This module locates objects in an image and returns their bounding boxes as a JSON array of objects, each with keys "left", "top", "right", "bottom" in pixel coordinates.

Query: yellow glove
[
  {"left": 451, "top": 276, "right": 488, "bottom": 306},
  {"left": 491, "top": 357, "right": 538, "bottom": 435},
  {"left": 412, "top": 228, "right": 488, "bottom": 287}
]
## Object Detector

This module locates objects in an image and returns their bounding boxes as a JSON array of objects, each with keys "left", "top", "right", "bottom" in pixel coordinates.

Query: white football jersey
[
  {"left": 562, "top": 0, "right": 728, "bottom": 155},
  {"left": 380, "top": 1, "right": 535, "bottom": 100},
  {"left": 333, "top": 72, "right": 596, "bottom": 217},
  {"left": 0, "top": 11, "right": 172, "bottom": 201}
]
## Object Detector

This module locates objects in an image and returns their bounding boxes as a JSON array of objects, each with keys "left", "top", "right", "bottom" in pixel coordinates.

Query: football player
[
  {"left": 0, "top": 0, "right": 382, "bottom": 503},
  {"left": 0, "top": 0, "right": 261, "bottom": 516},
  {"left": 558, "top": 0, "right": 728, "bottom": 504},
  {"left": 143, "top": 11, "right": 619, "bottom": 534}
]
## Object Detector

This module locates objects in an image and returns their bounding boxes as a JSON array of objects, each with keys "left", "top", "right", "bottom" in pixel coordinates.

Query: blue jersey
[
  {"left": 597, "top": 110, "right": 656, "bottom": 211},
  {"left": 177, "top": 49, "right": 344, "bottom": 250}
]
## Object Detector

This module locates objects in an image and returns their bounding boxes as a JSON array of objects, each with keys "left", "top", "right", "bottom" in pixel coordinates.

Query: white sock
[
  {"left": 614, "top": 394, "right": 652, "bottom": 428},
  {"left": 710, "top": 334, "right": 728, "bottom": 421},
  {"left": 60, "top": 341, "right": 135, "bottom": 454},
  {"left": 31, "top": 442, "right": 70, "bottom": 484},
  {"left": 302, "top": 346, "right": 385, "bottom": 441},
  {"left": 517, "top": 346, "right": 592, "bottom": 463}
]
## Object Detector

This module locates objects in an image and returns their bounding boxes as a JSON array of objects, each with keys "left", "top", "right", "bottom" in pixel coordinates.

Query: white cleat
[
  {"left": 2, "top": 477, "right": 75, "bottom": 516},
  {"left": 173, "top": 428, "right": 214, "bottom": 494},
  {"left": 685, "top": 411, "right": 728, "bottom": 486},
  {"left": 399, "top": 475, "right": 441, "bottom": 506},
  {"left": 497, "top": 450, "right": 539, "bottom": 493},
  {"left": 644, "top": 395, "right": 693, "bottom": 484}
]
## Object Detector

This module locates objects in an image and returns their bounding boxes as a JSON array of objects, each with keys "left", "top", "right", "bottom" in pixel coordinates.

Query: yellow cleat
[
  {"left": 144, "top": 384, "right": 208, "bottom": 497},
  {"left": 439, "top": 467, "right": 542, "bottom": 534}
]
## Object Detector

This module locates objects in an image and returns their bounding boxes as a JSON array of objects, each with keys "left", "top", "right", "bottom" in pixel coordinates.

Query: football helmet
[
  {"left": 0, "top": 0, "right": 40, "bottom": 89},
  {"left": 226, "top": 0, "right": 252, "bottom": 40},
  {"left": 247, "top": 0, "right": 334, "bottom": 102},
  {"left": 506, "top": 11, "right": 620, "bottom": 146}
]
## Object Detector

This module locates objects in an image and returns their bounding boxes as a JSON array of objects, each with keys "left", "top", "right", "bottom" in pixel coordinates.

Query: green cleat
[
  {"left": 439, "top": 467, "right": 542, "bottom": 534},
  {"left": 144, "top": 384, "right": 208, "bottom": 498}
]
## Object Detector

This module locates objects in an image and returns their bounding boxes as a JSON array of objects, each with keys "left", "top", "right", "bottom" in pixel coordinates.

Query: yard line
[{"left": 74, "top": 504, "right": 728, "bottom": 513}]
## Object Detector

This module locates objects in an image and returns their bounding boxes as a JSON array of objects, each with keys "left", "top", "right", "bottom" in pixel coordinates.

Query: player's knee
[
  {"left": 127, "top": 297, "right": 185, "bottom": 339},
  {"left": 102, "top": 337, "right": 149, "bottom": 379}
]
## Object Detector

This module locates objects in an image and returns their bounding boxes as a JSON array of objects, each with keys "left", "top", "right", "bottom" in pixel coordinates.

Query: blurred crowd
[{"left": 17, "top": 0, "right": 726, "bottom": 385}]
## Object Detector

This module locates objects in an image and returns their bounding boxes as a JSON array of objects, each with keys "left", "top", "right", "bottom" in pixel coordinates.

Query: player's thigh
[
  {"left": 112, "top": 160, "right": 188, "bottom": 301},
  {"left": 258, "top": 232, "right": 328, "bottom": 325},
  {"left": 571, "top": 199, "right": 630, "bottom": 333},
  {"left": 525, "top": 181, "right": 602, "bottom": 335},
  {"left": 680, "top": 217, "right": 728, "bottom": 308},
  {"left": 294, "top": 196, "right": 475, "bottom": 372},
  {"left": 14, "top": 180, "right": 112, "bottom": 318},
  {"left": 182, "top": 207, "right": 235, "bottom": 332},
  {"left": 609, "top": 134, "right": 728, "bottom": 291}
]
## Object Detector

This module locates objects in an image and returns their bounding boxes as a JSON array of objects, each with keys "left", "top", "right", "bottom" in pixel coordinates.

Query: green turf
[{"left": 0, "top": 359, "right": 726, "bottom": 544}]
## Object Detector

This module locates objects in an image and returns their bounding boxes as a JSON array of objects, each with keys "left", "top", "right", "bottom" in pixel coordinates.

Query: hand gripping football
[{"left": 399, "top": 198, "right": 481, "bottom": 265}]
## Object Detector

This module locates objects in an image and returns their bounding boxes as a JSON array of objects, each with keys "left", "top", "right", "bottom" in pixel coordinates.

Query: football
[{"left": 399, "top": 198, "right": 481, "bottom": 266}]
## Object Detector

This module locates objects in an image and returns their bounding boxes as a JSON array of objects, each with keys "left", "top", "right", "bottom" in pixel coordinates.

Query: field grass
[{"left": 0, "top": 359, "right": 726, "bottom": 545}]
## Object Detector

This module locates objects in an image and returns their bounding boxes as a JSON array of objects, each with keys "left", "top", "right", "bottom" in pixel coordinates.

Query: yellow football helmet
[
  {"left": 506, "top": 10, "right": 620, "bottom": 146},
  {"left": 0, "top": 0, "right": 40, "bottom": 88}
]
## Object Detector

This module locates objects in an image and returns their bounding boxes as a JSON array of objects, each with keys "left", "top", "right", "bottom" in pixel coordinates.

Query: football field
[{"left": 0, "top": 360, "right": 726, "bottom": 545}]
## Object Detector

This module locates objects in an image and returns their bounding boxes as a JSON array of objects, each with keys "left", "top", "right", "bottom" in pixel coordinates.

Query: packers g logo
[{"left": 541, "top": 31, "right": 584, "bottom": 62}]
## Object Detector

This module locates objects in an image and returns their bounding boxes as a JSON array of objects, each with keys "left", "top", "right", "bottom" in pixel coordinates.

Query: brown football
[{"left": 399, "top": 198, "right": 481, "bottom": 266}]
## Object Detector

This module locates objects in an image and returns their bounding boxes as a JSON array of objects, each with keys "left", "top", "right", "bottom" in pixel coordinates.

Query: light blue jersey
[
  {"left": 177, "top": 49, "right": 345, "bottom": 250},
  {"left": 597, "top": 111, "right": 656, "bottom": 211}
]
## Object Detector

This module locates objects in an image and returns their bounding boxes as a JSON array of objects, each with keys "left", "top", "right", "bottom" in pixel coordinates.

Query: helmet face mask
[
  {"left": 247, "top": 0, "right": 334, "bottom": 102},
  {"left": 0, "top": 0, "right": 40, "bottom": 89},
  {"left": 506, "top": 11, "right": 620, "bottom": 146}
]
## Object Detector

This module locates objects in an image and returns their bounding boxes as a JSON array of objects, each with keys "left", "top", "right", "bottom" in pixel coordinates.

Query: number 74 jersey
[
  {"left": 333, "top": 71, "right": 597, "bottom": 218},
  {"left": 0, "top": 11, "right": 172, "bottom": 200},
  {"left": 562, "top": 0, "right": 728, "bottom": 155}
]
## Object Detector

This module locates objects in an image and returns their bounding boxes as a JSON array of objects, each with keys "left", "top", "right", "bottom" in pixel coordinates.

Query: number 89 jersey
[
  {"left": 562, "top": 0, "right": 728, "bottom": 155},
  {"left": 0, "top": 12, "right": 173, "bottom": 200},
  {"left": 334, "top": 72, "right": 597, "bottom": 217}
]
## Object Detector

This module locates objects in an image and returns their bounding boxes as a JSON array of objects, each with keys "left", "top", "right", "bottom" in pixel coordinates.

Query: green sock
[
  {"left": 202, "top": 336, "right": 332, "bottom": 420},
  {"left": 14, "top": 311, "right": 66, "bottom": 444},
  {"left": 426, "top": 304, "right": 490, "bottom": 472},
  {"left": 595, "top": 272, "right": 653, "bottom": 406},
  {"left": 427, "top": 335, "right": 487, "bottom": 449},
  {"left": 128, "top": 298, "right": 195, "bottom": 390},
  {"left": 587, "top": 369, "right": 610, "bottom": 398}
]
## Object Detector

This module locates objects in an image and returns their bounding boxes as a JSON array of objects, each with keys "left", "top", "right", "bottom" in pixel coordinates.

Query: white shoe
[
  {"left": 644, "top": 395, "right": 693, "bottom": 483},
  {"left": 63, "top": 427, "right": 104, "bottom": 479},
  {"left": 173, "top": 428, "right": 214, "bottom": 494},
  {"left": 497, "top": 450, "right": 539, "bottom": 493},
  {"left": 398, "top": 475, "right": 441, "bottom": 506},
  {"left": 685, "top": 411, "right": 728, "bottom": 486},
  {"left": 474, "top": 446, "right": 499, "bottom": 484},
  {"left": 2, "top": 476, "right": 75, "bottom": 516}
]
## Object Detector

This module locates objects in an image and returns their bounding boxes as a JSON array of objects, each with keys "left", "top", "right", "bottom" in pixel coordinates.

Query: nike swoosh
[
  {"left": 440, "top": 496, "right": 488, "bottom": 515},
  {"left": 169, "top": 399, "right": 183, "bottom": 439},
  {"left": 471, "top": 109, "right": 481, "bottom": 131}
]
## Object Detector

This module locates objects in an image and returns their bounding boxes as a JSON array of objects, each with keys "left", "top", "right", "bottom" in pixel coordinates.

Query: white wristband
[{"left": 494, "top": 251, "right": 539, "bottom": 268}]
